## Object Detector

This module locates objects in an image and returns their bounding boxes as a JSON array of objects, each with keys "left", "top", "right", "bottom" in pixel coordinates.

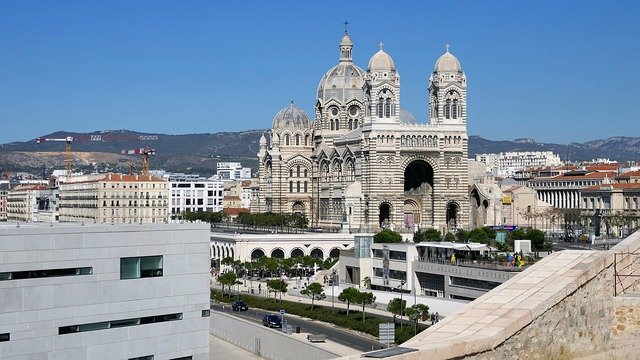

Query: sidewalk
[{"left": 212, "top": 276, "right": 467, "bottom": 319}]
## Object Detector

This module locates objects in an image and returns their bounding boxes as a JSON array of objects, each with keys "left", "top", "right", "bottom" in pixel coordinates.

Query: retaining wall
[{"left": 210, "top": 311, "right": 338, "bottom": 360}]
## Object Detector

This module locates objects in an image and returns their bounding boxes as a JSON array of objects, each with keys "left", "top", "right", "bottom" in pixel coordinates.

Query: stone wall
[{"left": 612, "top": 295, "right": 640, "bottom": 337}]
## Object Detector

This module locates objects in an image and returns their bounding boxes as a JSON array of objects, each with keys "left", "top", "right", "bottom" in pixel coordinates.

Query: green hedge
[{"left": 211, "top": 289, "right": 426, "bottom": 344}]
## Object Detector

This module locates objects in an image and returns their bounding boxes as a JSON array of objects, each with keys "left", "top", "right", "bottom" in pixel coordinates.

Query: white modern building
[
  {"left": 165, "top": 173, "right": 225, "bottom": 217},
  {"left": 0, "top": 222, "right": 211, "bottom": 360},
  {"left": 476, "top": 151, "right": 563, "bottom": 178},
  {"left": 216, "top": 162, "right": 251, "bottom": 180}
]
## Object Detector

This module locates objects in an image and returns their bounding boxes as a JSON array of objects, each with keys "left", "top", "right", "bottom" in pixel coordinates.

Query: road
[{"left": 211, "top": 301, "right": 387, "bottom": 352}]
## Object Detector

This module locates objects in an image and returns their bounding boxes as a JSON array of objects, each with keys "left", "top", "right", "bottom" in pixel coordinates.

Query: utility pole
[{"left": 399, "top": 280, "right": 405, "bottom": 330}]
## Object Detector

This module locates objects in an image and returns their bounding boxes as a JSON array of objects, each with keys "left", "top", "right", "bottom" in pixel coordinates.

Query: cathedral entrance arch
[
  {"left": 403, "top": 199, "right": 420, "bottom": 230},
  {"left": 446, "top": 202, "right": 460, "bottom": 229},
  {"left": 404, "top": 160, "right": 434, "bottom": 192},
  {"left": 379, "top": 203, "right": 391, "bottom": 228}
]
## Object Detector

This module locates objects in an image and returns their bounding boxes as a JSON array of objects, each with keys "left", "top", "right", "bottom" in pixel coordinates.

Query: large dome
[
  {"left": 399, "top": 108, "right": 417, "bottom": 124},
  {"left": 435, "top": 50, "right": 462, "bottom": 72},
  {"left": 317, "top": 63, "right": 366, "bottom": 103},
  {"left": 368, "top": 49, "right": 395, "bottom": 71},
  {"left": 272, "top": 103, "right": 312, "bottom": 131}
]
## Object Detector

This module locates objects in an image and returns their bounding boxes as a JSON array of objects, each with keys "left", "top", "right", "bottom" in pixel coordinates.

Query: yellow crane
[
  {"left": 36, "top": 136, "right": 73, "bottom": 176},
  {"left": 121, "top": 147, "right": 156, "bottom": 176}
]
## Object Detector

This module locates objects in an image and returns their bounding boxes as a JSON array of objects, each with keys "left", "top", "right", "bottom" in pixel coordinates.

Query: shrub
[{"left": 374, "top": 229, "right": 403, "bottom": 243}]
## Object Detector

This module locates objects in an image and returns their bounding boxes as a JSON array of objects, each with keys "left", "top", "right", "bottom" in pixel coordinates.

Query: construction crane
[
  {"left": 126, "top": 159, "right": 135, "bottom": 175},
  {"left": 121, "top": 147, "right": 156, "bottom": 176},
  {"left": 35, "top": 136, "right": 73, "bottom": 176},
  {"left": 35, "top": 133, "right": 159, "bottom": 178}
]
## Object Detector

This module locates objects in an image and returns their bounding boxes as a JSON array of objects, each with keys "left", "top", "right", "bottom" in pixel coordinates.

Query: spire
[
  {"left": 379, "top": 42, "right": 384, "bottom": 51},
  {"left": 445, "top": 43, "right": 450, "bottom": 53},
  {"left": 339, "top": 24, "right": 353, "bottom": 63},
  {"left": 344, "top": 20, "right": 349, "bottom": 34}
]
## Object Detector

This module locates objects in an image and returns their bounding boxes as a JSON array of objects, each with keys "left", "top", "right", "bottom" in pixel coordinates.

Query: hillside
[{"left": 0, "top": 130, "right": 638, "bottom": 176}]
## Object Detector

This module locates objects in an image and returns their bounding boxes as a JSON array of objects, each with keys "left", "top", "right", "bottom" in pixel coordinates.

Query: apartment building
[
  {"left": 476, "top": 151, "right": 563, "bottom": 177},
  {"left": 6, "top": 184, "right": 50, "bottom": 222},
  {"left": 165, "top": 173, "right": 224, "bottom": 217},
  {"left": 0, "top": 222, "right": 210, "bottom": 359},
  {"left": 58, "top": 173, "right": 169, "bottom": 224},
  {"left": 0, "top": 181, "right": 9, "bottom": 221},
  {"left": 216, "top": 162, "right": 251, "bottom": 180}
]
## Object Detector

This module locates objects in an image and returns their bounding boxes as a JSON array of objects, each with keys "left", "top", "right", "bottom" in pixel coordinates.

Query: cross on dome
[
  {"left": 344, "top": 20, "right": 349, "bottom": 34},
  {"left": 379, "top": 42, "right": 384, "bottom": 50},
  {"left": 445, "top": 43, "right": 450, "bottom": 52}
]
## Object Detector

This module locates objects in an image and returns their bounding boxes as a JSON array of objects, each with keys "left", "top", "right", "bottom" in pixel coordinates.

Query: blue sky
[{"left": 1, "top": 1, "right": 638, "bottom": 144}]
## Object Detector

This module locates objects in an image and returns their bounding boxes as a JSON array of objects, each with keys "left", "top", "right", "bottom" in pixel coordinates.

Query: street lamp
[
  {"left": 399, "top": 280, "right": 406, "bottom": 329},
  {"left": 331, "top": 269, "right": 337, "bottom": 312}
]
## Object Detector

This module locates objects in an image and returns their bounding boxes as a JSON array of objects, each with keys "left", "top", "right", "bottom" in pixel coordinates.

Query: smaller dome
[
  {"left": 259, "top": 132, "right": 267, "bottom": 147},
  {"left": 368, "top": 49, "right": 395, "bottom": 71},
  {"left": 272, "top": 103, "right": 312, "bottom": 131},
  {"left": 340, "top": 34, "right": 353, "bottom": 46},
  {"left": 435, "top": 50, "right": 461, "bottom": 72}
]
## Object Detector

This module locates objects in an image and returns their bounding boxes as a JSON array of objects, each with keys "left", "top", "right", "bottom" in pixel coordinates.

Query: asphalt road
[{"left": 211, "top": 301, "right": 387, "bottom": 352}]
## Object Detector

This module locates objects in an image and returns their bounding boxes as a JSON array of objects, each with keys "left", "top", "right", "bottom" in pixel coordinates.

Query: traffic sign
[
  {"left": 379, "top": 322, "right": 395, "bottom": 344},
  {"left": 280, "top": 309, "right": 285, "bottom": 315}
]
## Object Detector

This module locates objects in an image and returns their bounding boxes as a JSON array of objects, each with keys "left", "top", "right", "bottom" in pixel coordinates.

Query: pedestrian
[
  {"left": 430, "top": 313, "right": 435, "bottom": 325},
  {"left": 258, "top": 283, "right": 261, "bottom": 294},
  {"left": 450, "top": 253, "right": 456, "bottom": 265},
  {"left": 435, "top": 312, "right": 440, "bottom": 323}
]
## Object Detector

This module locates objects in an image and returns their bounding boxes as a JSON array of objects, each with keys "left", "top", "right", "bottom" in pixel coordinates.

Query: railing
[
  {"left": 614, "top": 251, "right": 640, "bottom": 296},
  {"left": 415, "top": 256, "right": 530, "bottom": 272}
]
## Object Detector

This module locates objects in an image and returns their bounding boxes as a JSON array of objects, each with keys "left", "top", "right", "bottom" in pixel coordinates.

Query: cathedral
[{"left": 255, "top": 29, "right": 469, "bottom": 234}]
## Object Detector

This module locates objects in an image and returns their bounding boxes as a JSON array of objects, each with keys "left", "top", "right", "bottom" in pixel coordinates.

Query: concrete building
[
  {"left": 528, "top": 170, "right": 617, "bottom": 210},
  {"left": 165, "top": 173, "right": 224, "bottom": 217},
  {"left": 221, "top": 180, "right": 252, "bottom": 220},
  {"left": 0, "top": 222, "right": 210, "bottom": 360},
  {"left": 0, "top": 181, "right": 10, "bottom": 221},
  {"left": 216, "top": 162, "right": 251, "bottom": 180},
  {"left": 581, "top": 183, "right": 640, "bottom": 236},
  {"left": 6, "top": 184, "right": 50, "bottom": 222},
  {"left": 340, "top": 236, "right": 521, "bottom": 301},
  {"left": 256, "top": 31, "right": 469, "bottom": 234},
  {"left": 59, "top": 173, "right": 169, "bottom": 224},
  {"left": 475, "top": 151, "right": 563, "bottom": 178}
]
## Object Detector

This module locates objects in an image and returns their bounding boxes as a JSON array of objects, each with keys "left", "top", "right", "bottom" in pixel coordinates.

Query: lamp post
[
  {"left": 331, "top": 269, "right": 337, "bottom": 312},
  {"left": 399, "top": 280, "right": 406, "bottom": 329}
]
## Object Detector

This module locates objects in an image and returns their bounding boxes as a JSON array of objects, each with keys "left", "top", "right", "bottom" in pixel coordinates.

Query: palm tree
[{"left": 361, "top": 276, "right": 371, "bottom": 289}]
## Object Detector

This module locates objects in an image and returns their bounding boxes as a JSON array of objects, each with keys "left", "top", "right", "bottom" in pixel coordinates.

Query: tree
[
  {"left": 468, "top": 228, "right": 489, "bottom": 244},
  {"left": 480, "top": 226, "right": 497, "bottom": 240},
  {"left": 444, "top": 232, "right": 456, "bottom": 242},
  {"left": 218, "top": 271, "right": 237, "bottom": 297},
  {"left": 267, "top": 279, "right": 288, "bottom": 302},
  {"left": 414, "top": 228, "right": 441, "bottom": 243},
  {"left": 361, "top": 276, "right": 371, "bottom": 289},
  {"left": 526, "top": 229, "right": 545, "bottom": 250},
  {"left": 374, "top": 228, "right": 403, "bottom": 243},
  {"left": 405, "top": 303, "right": 430, "bottom": 334},
  {"left": 387, "top": 297, "right": 406, "bottom": 324},
  {"left": 455, "top": 229, "right": 470, "bottom": 242},
  {"left": 355, "top": 291, "right": 376, "bottom": 323},
  {"left": 510, "top": 228, "right": 527, "bottom": 240},
  {"left": 300, "top": 282, "right": 325, "bottom": 310},
  {"left": 338, "top": 287, "right": 360, "bottom": 315}
]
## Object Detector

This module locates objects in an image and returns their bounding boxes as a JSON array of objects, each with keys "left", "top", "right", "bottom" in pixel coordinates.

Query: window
[
  {"left": 445, "top": 99, "right": 451, "bottom": 119},
  {"left": 129, "top": 356, "right": 154, "bottom": 360},
  {"left": 385, "top": 98, "right": 391, "bottom": 117},
  {"left": 452, "top": 99, "right": 459, "bottom": 119},
  {"left": 170, "top": 357, "right": 193, "bottom": 360},
  {"left": 377, "top": 99, "right": 384, "bottom": 117},
  {"left": 120, "top": 256, "right": 163, "bottom": 279},
  {"left": 289, "top": 181, "right": 293, "bottom": 193},
  {"left": 0, "top": 267, "right": 93, "bottom": 281},
  {"left": 0, "top": 333, "right": 9, "bottom": 342},
  {"left": 59, "top": 313, "right": 182, "bottom": 335},
  {"left": 202, "top": 309, "right": 211, "bottom": 317}
]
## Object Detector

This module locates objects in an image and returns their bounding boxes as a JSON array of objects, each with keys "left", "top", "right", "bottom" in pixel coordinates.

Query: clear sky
[{"left": 1, "top": 1, "right": 638, "bottom": 145}]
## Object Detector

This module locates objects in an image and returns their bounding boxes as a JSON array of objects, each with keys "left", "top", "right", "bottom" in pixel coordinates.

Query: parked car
[
  {"left": 232, "top": 300, "right": 248, "bottom": 311},
  {"left": 262, "top": 314, "right": 282, "bottom": 328}
]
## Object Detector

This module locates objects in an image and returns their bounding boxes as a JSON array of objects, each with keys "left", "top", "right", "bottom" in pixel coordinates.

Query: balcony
[{"left": 414, "top": 256, "right": 530, "bottom": 272}]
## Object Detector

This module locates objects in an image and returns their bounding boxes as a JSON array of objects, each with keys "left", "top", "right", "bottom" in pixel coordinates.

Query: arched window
[
  {"left": 330, "top": 121, "right": 334, "bottom": 130},
  {"left": 289, "top": 181, "right": 293, "bottom": 193},
  {"left": 296, "top": 181, "right": 300, "bottom": 193},
  {"left": 304, "top": 181, "right": 308, "bottom": 193},
  {"left": 445, "top": 99, "right": 451, "bottom": 119},
  {"left": 295, "top": 135, "right": 300, "bottom": 145},
  {"left": 354, "top": 120, "right": 358, "bottom": 129},
  {"left": 377, "top": 98, "right": 384, "bottom": 117},
  {"left": 385, "top": 99, "right": 391, "bottom": 117},
  {"left": 349, "top": 119, "right": 353, "bottom": 130},
  {"left": 304, "top": 169, "right": 308, "bottom": 177},
  {"left": 284, "top": 134, "right": 290, "bottom": 145},
  {"left": 296, "top": 166, "right": 300, "bottom": 177},
  {"left": 452, "top": 99, "right": 458, "bottom": 119},
  {"left": 335, "top": 119, "right": 340, "bottom": 130},
  {"left": 304, "top": 135, "right": 309, "bottom": 146},
  {"left": 289, "top": 169, "right": 293, "bottom": 177}
]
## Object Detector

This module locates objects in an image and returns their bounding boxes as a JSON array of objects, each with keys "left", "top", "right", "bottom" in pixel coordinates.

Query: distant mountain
[{"left": 0, "top": 130, "right": 638, "bottom": 176}]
